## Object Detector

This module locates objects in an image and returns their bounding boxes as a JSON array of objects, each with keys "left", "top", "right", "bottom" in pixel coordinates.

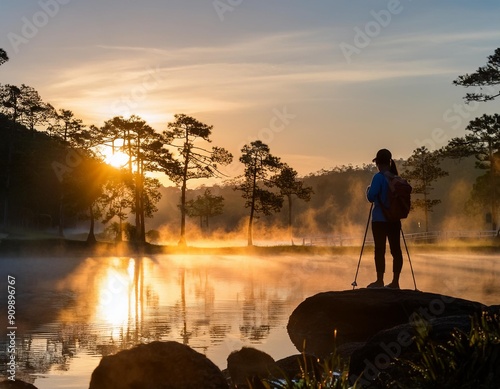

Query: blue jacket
[{"left": 366, "top": 171, "right": 390, "bottom": 222}]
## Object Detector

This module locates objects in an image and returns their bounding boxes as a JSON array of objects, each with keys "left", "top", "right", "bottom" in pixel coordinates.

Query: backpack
[{"left": 379, "top": 171, "right": 412, "bottom": 222}]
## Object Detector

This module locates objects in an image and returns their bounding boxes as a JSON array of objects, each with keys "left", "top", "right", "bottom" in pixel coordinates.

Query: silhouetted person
[{"left": 366, "top": 149, "right": 403, "bottom": 289}]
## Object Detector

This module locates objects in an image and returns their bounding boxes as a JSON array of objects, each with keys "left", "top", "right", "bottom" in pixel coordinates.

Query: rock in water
[
  {"left": 227, "top": 347, "right": 279, "bottom": 387},
  {"left": 287, "top": 289, "right": 485, "bottom": 357},
  {"left": 89, "top": 341, "right": 228, "bottom": 389}
]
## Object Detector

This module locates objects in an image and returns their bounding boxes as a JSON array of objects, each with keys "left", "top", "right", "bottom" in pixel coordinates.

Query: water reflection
[
  {"left": 0, "top": 252, "right": 498, "bottom": 388},
  {"left": 94, "top": 258, "right": 146, "bottom": 344},
  {"left": 46, "top": 254, "right": 316, "bottom": 365}
]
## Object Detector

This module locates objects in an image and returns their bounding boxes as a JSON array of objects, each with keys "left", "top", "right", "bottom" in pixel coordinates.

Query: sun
[{"left": 104, "top": 149, "right": 129, "bottom": 168}]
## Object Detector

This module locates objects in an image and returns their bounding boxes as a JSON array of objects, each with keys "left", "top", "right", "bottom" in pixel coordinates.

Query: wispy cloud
[{"left": 44, "top": 25, "right": 477, "bottom": 128}]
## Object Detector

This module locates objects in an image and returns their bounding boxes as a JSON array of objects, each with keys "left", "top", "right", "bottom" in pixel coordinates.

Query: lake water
[{"left": 0, "top": 250, "right": 498, "bottom": 388}]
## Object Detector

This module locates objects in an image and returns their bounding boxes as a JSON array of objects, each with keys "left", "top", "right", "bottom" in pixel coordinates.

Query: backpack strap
[
  {"left": 377, "top": 172, "right": 391, "bottom": 210},
  {"left": 382, "top": 170, "right": 395, "bottom": 182}
]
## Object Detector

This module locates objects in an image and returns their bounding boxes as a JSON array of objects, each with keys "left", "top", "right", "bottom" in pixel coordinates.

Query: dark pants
[{"left": 372, "top": 221, "right": 403, "bottom": 274}]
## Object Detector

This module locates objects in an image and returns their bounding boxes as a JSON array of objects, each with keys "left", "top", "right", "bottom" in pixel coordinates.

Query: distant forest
[
  {"left": 151, "top": 157, "right": 488, "bottom": 244},
  {"left": 0, "top": 111, "right": 493, "bottom": 245},
  {"left": 1, "top": 47, "right": 499, "bottom": 245}
]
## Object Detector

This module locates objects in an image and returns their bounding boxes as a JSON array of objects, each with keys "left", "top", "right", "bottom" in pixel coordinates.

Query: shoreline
[{"left": 0, "top": 236, "right": 498, "bottom": 257}]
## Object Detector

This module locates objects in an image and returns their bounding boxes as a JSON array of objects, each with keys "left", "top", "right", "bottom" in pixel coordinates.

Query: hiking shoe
[
  {"left": 367, "top": 280, "right": 384, "bottom": 288},
  {"left": 385, "top": 281, "right": 400, "bottom": 289}
]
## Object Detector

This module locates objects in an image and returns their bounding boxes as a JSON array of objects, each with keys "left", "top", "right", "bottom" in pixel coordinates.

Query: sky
[{"left": 1, "top": 0, "right": 500, "bottom": 182}]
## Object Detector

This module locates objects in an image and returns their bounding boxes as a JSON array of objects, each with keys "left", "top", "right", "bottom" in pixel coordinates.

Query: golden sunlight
[
  {"left": 95, "top": 261, "right": 135, "bottom": 328},
  {"left": 104, "top": 150, "right": 129, "bottom": 168}
]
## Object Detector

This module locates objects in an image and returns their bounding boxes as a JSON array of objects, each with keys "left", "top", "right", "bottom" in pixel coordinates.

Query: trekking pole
[
  {"left": 400, "top": 226, "right": 418, "bottom": 291},
  {"left": 352, "top": 203, "right": 373, "bottom": 289}
]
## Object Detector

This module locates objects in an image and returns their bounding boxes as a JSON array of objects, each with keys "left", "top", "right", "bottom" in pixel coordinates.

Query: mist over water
[{"left": 0, "top": 250, "right": 498, "bottom": 388}]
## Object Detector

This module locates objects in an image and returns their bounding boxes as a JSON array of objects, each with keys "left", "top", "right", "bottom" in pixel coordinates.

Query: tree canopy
[
  {"left": 0, "top": 48, "right": 8, "bottom": 66},
  {"left": 185, "top": 188, "right": 224, "bottom": 230},
  {"left": 163, "top": 113, "right": 232, "bottom": 245},
  {"left": 236, "top": 140, "right": 283, "bottom": 246},
  {"left": 453, "top": 47, "right": 500, "bottom": 103}
]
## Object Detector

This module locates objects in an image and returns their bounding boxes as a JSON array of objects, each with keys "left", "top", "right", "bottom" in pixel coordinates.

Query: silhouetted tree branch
[{"left": 453, "top": 47, "right": 500, "bottom": 103}]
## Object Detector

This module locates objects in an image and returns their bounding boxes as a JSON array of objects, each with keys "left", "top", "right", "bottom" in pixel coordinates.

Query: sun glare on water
[{"left": 96, "top": 265, "right": 133, "bottom": 328}]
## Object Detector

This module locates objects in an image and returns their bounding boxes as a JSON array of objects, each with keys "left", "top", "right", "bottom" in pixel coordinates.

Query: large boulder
[
  {"left": 89, "top": 341, "right": 228, "bottom": 389},
  {"left": 287, "top": 289, "right": 486, "bottom": 357}
]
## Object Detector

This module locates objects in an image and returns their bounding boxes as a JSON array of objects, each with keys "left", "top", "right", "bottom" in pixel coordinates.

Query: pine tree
[{"left": 236, "top": 140, "right": 283, "bottom": 246}]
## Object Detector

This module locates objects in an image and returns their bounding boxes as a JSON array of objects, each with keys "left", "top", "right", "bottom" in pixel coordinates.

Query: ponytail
[{"left": 389, "top": 159, "right": 399, "bottom": 176}]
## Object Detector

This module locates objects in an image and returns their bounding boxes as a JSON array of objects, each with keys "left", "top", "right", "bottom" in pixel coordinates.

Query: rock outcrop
[
  {"left": 287, "top": 289, "right": 486, "bottom": 357},
  {"left": 89, "top": 341, "right": 228, "bottom": 389}
]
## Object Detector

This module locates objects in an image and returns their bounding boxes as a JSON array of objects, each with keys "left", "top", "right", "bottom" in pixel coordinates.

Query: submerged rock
[
  {"left": 287, "top": 289, "right": 486, "bottom": 357},
  {"left": 89, "top": 341, "right": 228, "bottom": 389}
]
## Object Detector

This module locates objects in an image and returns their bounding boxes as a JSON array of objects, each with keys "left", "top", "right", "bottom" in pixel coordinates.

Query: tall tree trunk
[
  {"left": 117, "top": 219, "right": 123, "bottom": 242},
  {"left": 87, "top": 205, "right": 96, "bottom": 244},
  {"left": 247, "top": 166, "right": 258, "bottom": 246},
  {"left": 134, "top": 135, "right": 143, "bottom": 243},
  {"left": 179, "top": 145, "right": 190, "bottom": 246},
  {"left": 135, "top": 172, "right": 141, "bottom": 242},
  {"left": 179, "top": 176, "right": 187, "bottom": 246},
  {"left": 139, "top": 160, "right": 146, "bottom": 243},
  {"left": 140, "top": 189, "right": 146, "bottom": 242},
  {"left": 247, "top": 211, "right": 254, "bottom": 246},
  {"left": 287, "top": 194, "right": 293, "bottom": 245},
  {"left": 489, "top": 144, "right": 498, "bottom": 231}
]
